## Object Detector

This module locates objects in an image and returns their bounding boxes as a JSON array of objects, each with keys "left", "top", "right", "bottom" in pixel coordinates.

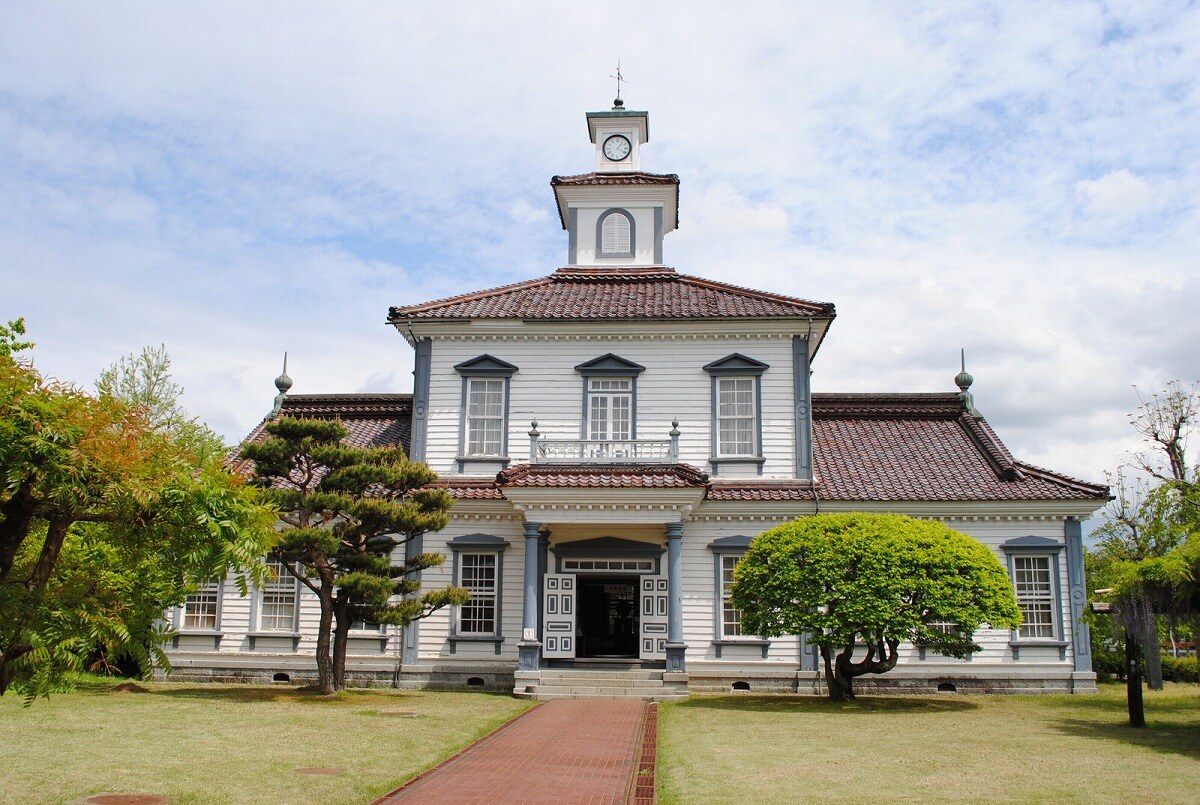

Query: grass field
[
  {"left": 0, "top": 679, "right": 531, "bottom": 805},
  {"left": 658, "top": 683, "right": 1200, "bottom": 804}
]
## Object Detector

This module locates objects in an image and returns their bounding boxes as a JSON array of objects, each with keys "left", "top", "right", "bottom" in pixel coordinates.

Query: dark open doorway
[{"left": 577, "top": 575, "right": 639, "bottom": 658}]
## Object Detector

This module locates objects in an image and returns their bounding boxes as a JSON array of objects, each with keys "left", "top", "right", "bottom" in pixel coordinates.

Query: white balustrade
[{"left": 528, "top": 421, "right": 681, "bottom": 465}]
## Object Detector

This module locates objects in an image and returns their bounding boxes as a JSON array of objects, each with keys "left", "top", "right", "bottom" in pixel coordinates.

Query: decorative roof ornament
[
  {"left": 955, "top": 348, "right": 981, "bottom": 417},
  {"left": 610, "top": 60, "right": 627, "bottom": 110},
  {"left": 271, "top": 352, "right": 293, "bottom": 417}
]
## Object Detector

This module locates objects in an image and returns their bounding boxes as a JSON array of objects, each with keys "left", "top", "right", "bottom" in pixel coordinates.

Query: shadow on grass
[
  {"left": 677, "top": 694, "right": 979, "bottom": 714},
  {"left": 1050, "top": 716, "right": 1200, "bottom": 762},
  {"left": 151, "top": 685, "right": 425, "bottom": 705}
]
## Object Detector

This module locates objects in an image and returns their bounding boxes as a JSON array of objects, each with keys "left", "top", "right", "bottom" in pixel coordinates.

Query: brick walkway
[{"left": 374, "top": 699, "right": 648, "bottom": 805}]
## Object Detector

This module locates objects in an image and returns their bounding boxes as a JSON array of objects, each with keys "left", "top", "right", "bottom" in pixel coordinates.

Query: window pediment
[
  {"left": 708, "top": 535, "right": 753, "bottom": 553},
  {"left": 575, "top": 353, "right": 646, "bottom": 376},
  {"left": 454, "top": 355, "right": 519, "bottom": 377},
  {"left": 448, "top": 533, "right": 511, "bottom": 551},
  {"left": 703, "top": 353, "right": 769, "bottom": 376},
  {"left": 1001, "top": 535, "right": 1063, "bottom": 554}
]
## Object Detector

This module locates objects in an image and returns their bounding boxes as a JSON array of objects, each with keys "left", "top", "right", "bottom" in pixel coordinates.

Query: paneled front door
[
  {"left": 639, "top": 575, "right": 668, "bottom": 660},
  {"left": 542, "top": 574, "right": 576, "bottom": 658}
]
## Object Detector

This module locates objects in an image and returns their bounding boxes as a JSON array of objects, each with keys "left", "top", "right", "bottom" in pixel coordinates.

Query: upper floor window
[
  {"left": 597, "top": 209, "right": 634, "bottom": 257},
  {"left": 575, "top": 354, "right": 645, "bottom": 448},
  {"left": 467, "top": 378, "right": 505, "bottom": 455},
  {"left": 704, "top": 354, "right": 769, "bottom": 470},
  {"left": 454, "top": 355, "right": 519, "bottom": 462},
  {"left": 716, "top": 378, "right": 756, "bottom": 456},
  {"left": 588, "top": 378, "right": 632, "bottom": 441}
]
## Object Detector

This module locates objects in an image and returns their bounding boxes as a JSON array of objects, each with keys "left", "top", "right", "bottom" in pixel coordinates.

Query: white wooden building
[{"left": 163, "top": 103, "right": 1108, "bottom": 696}]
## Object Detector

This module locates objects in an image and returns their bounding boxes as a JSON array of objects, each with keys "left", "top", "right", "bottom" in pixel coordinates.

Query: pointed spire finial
[
  {"left": 271, "top": 352, "right": 292, "bottom": 417},
  {"left": 955, "top": 349, "right": 980, "bottom": 417}
]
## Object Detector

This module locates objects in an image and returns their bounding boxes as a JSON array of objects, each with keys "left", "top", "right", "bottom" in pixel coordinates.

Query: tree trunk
[
  {"left": 332, "top": 595, "right": 350, "bottom": 691},
  {"left": 1125, "top": 623, "right": 1146, "bottom": 728},
  {"left": 819, "top": 644, "right": 854, "bottom": 702},
  {"left": 1139, "top": 595, "right": 1164, "bottom": 691},
  {"left": 0, "top": 517, "right": 73, "bottom": 696},
  {"left": 313, "top": 579, "right": 336, "bottom": 695}
]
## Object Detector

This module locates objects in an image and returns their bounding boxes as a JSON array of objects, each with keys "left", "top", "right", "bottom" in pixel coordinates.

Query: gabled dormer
[{"left": 552, "top": 102, "right": 679, "bottom": 268}]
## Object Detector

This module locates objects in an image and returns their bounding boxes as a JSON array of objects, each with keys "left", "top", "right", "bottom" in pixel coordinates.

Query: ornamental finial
[
  {"left": 955, "top": 349, "right": 981, "bottom": 417},
  {"left": 271, "top": 352, "right": 292, "bottom": 417}
]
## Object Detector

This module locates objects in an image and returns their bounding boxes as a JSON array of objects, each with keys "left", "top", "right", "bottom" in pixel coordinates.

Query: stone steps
[
  {"left": 527, "top": 690, "right": 688, "bottom": 702},
  {"left": 515, "top": 668, "right": 688, "bottom": 701}
]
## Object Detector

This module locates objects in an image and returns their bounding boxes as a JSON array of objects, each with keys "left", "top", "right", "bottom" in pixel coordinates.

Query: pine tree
[{"left": 239, "top": 416, "right": 466, "bottom": 693}]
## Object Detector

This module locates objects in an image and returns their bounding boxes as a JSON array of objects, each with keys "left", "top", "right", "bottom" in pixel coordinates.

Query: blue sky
[{"left": 1, "top": 1, "right": 1196, "bottom": 486}]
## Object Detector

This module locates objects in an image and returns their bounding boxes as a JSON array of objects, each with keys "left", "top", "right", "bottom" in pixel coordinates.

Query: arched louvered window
[{"left": 599, "top": 209, "right": 633, "bottom": 256}]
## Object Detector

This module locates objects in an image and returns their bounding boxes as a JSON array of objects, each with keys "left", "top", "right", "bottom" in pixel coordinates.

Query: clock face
[{"left": 603, "top": 134, "right": 632, "bottom": 161}]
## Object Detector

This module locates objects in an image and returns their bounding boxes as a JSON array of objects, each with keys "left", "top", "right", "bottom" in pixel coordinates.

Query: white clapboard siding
[
  {"left": 423, "top": 335, "right": 799, "bottom": 479},
  {"left": 417, "top": 519, "right": 526, "bottom": 660}
]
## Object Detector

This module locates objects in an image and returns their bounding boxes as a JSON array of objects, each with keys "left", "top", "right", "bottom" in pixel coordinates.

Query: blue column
[
  {"left": 408, "top": 339, "right": 431, "bottom": 461},
  {"left": 1065, "top": 518, "right": 1093, "bottom": 673},
  {"left": 401, "top": 534, "right": 424, "bottom": 667},
  {"left": 665, "top": 521, "right": 687, "bottom": 672},
  {"left": 792, "top": 335, "right": 813, "bottom": 481},
  {"left": 518, "top": 520, "right": 542, "bottom": 671}
]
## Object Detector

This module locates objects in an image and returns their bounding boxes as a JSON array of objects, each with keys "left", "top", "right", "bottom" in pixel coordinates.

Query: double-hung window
[
  {"left": 466, "top": 379, "right": 505, "bottom": 455},
  {"left": 447, "top": 533, "right": 509, "bottom": 653},
  {"left": 458, "top": 554, "right": 498, "bottom": 634},
  {"left": 716, "top": 378, "right": 756, "bottom": 456},
  {"left": 454, "top": 355, "right": 518, "bottom": 467},
  {"left": 1000, "top": 536, "right": 1066, "bottom": 658},
  {"left": 260, "top": 559, "right": 299, "bottom": 632},
  {"left": 182, "top": 581, "right": 221, "bottom": 630},
  {"left": 719, "top": 554, "right": 743, "bottom": 637},
  {"left": 703, "top": 354, "right": 768, "bottom": 473},
  {"left": 708, "top": 536, "right": 767, "bottom": 657},
  {"left": 1013, "top": 556, "right": 1055, "bottom": 639}
]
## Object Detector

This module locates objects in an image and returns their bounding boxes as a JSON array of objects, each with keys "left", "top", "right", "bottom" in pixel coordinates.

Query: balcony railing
[{"left": 528, "top": 421, "right": 680, "bottom": 465}]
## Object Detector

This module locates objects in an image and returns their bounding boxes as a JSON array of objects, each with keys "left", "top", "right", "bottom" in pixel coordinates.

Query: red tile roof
[
  {"left": 497, "top": 463, "right": 709, "bottom": 489},
  {"left": 389, "top": 267, "right": 835, "bottom": 322},
  {"left": 551, "top": 172, "right": 679, "bottom": 187},
  {"left": 430, "top": 477, "right": 506, "bottom": 500},
  {"left": 442, "top": 395, "right": 1107, "bottom": 504},
  {"left": 228, "top": 394, "right": 412, "bottom": 476},
  {"left": 807, "top": 393, "right": 1109, "bottom": 502}
]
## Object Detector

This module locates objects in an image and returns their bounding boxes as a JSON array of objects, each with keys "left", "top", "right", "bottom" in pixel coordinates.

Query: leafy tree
[
  {"left": 96, "top": 344, "right": 227, "bottom": 464},
  {"left": 0, "top": 321, "right": 276, "bottom": 700},
  {"left": 239, "top": 416, "right": 467, "bottom": 694},
  {"left": 1093, "top": 382, "right": 1199, "bottom": 693},
  {"left": 733, "top": 513, "right": 1020, "bottom": 702}
]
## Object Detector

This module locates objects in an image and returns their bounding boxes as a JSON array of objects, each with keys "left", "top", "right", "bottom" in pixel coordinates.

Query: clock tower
[{"left": 552, "top": 101, "right": 680, "bottom": 268}]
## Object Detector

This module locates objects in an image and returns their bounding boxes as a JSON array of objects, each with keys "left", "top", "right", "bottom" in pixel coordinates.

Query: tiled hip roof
[{"left": 389, "top": 267, "right": 835, "bottom": 321}]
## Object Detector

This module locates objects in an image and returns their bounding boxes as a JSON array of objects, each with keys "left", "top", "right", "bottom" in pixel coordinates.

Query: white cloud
[
  {"left": 0, "top": 1, "right": 1196, "bottom": 492},
  {"left": 1075, "top": 169, "right": 1157, "bottom": 222}
]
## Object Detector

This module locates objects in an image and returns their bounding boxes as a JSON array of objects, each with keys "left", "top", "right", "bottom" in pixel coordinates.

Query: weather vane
[{"left": 610, "top": 60, "right": 628, "bottom": 107}]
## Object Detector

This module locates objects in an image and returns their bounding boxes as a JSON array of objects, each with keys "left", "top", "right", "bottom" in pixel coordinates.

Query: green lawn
[
  {"left": 659, "top": 683, "right": 1200, "bottom": 804},
  {"left": 0, "top": 679, "right": 532, "bottom": 805}
]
